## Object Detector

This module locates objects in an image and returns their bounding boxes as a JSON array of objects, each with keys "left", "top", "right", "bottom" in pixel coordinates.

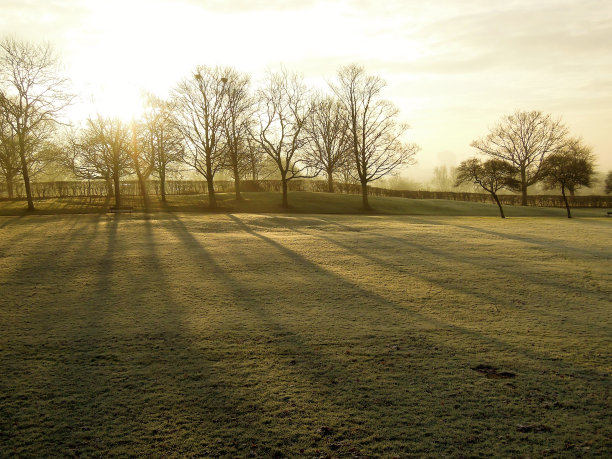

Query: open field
[
  {"left": 0, "top": 213, "right": 611, "bottom": 456},
  {"left": 0, "top": 191, "right": 609, "bottom": 217}
]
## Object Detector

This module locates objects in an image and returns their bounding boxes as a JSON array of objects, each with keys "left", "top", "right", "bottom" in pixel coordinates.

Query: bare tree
[
  {"left": 173, "top": 66, "right": 228, "bottom": 209},
  {"left": 141, "top": 95, "right": 184, "bottom": 203},
  {"left": 605, "top": 171, "right": 612, "bottom": 195},
  {"left": 221, "top": 69, "right": 254, "bottom": 201},
  {"left": 304, "top": 94, "right": 350, "bottom": 193},
  {"left": 0, "top": 37, "right": 72, "bottom": 210},
  {"left": 244, "top": 136, "right": 267, "bottom": 181},
  {"left": 455, "top": 158, "right": 519, "bottom": 218},
  {"left": 331, "top": 64, "right": 419, "bottom": 210},
  {"left": 65, "top": 116, "right": 132, "bottom": 207},
  {"left": 540, "top": 140, "right": 596, "bottom": 218},
  {"left": 471, "top": 110, "right": 567, "bottom": 206},
  {"left": 0, "top": 110, "right": 20, "bottom": 197},
  {"left": 255, "top": 69, "right": 316, "bottom": 208}
]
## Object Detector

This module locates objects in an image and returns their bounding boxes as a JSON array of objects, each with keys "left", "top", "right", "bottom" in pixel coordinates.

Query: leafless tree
[
  {"left": 331, "top": 64, "right": 419, "bottom": 210},
  {"left": 221, "top": 69, "right": 254, "bottom": 201},
  {"left": 255, "top": 69, "right": 316, "bottom": 207},
  {"left": 244, "top": 136, "right": 267, "bottom": 181},
  {"left": 304, "top": 94, "right": 350, "bottom": 193},
  {"left": 173, "top": 66, "right": 229, "bottom": 209},
  {"left": 471, "top": 110, "right": 567, "bottom": 206},
  {"left": 455, "top": 158, "right": 519, "bottom": 218},
  {"left": 0, "top": 37, "right": 72, "bottom": 210},
  {"left": 0, "top": 110, "right": 20, "bottom": 197},
  {"left": 540, "top": 140, "right": 596, "bottom": 218},
  {"left": 65, "top": 116, "right": 132, "bottom": 207},
  {"left": 140, "top": 95, "right": 184, "bottom": 203}
]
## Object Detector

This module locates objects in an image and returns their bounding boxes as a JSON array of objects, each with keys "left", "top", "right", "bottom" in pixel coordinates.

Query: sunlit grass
[{"left": 0, "top": 214, "right": 610, "bottom": 456}]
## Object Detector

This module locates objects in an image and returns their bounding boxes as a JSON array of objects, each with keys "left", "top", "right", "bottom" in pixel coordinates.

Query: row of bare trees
[
  {"left": 456, "top": 111, "right": 599, "bottom": 218},
  {"left": 1, "top": 37, "right": 418, "bottom": 211}
]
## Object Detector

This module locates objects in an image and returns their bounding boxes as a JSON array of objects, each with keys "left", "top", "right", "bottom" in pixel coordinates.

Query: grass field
[
  {"left": 0, "top": 212, "right": 611, "bottom": 456},
  {"left": 0, "top": 191, "right": 609, "bottom": 217}
]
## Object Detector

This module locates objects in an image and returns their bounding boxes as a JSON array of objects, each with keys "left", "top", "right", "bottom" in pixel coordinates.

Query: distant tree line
[{"left": 1, "top": 37, "right": 610, "bottom": 216}]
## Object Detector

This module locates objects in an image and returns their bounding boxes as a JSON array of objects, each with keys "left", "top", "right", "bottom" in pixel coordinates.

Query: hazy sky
[{"left": 2, "top": 0, "right": 611, "bottom": 177}]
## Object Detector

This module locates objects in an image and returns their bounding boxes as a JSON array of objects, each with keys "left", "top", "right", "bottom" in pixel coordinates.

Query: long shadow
[
  {"left": 297, "top": 220, "right": 611, "bottom": 337},
  {"left": 223, "top": 214, "right": 608, "bottom": 380},
  {"left": 0, "top": 215, "right": 26, "bottom": 230},
  {"left": 315, "top": 215, "right": 610, "bottom": 304},
  {"left": 406, "top": 216, "right": 611, "bottom": 260}
]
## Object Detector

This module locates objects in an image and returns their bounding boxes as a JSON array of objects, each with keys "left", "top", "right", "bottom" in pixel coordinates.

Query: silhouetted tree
[
  {"left": 141, "top": 95, "right": 184, "bottom": 203},
  {"left": 557, "top": 138, "right": 596, "bottom": 197},
  {"left": 605, "top": 171, "right": 612, "bottom": 195},
  {"left": 255, "top": 69, "right": 316, "bottom": 208},
  {"left": 455, "top": 158, "right": 519, "bottom": 218},
  {"left": 0, "top": 37, "right": 72, "bottom": 210},
  {"left": 244, "top": 137, "right": 267, "bottom": 181},
  {"left": 221, "top": 69, "right": 254, "bottom": 201},
  {"left": 66, "top": 116, "right": 132, "bottom": 207},
  {"left": 471, "top": 110, "right": 567, "bottom": 206},
  {"left": 0, "top": 111, "right": 20, "bottom": 197},
  {"left": 540, "top": 143, "right": 596, "bottom": 218},
  {"left": 331, "top": 65, "right": 418, "bottom": 210},
  {"left": 174, "top": 66, "right": 229, "bottom": 209},
  {"left": 304, "top": 94, "right": 350, "bottom": 193}
]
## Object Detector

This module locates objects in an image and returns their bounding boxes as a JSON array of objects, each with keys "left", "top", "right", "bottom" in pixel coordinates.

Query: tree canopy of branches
[
  {"left": 455, "top": 158, "right": 519, "bottom": 218},
  {"left": 471, "top": 110, "right": 567, "bottom": 206},
  {"left": 66, "top": 116, "right": 132, "bottom": 207},
  {"left": 540, "top": 139, "right": 596, "bottom": 218},
  {"left": 221, "top": 69, "right": 253, "bottom": 201},
  {"left": 173, "top": 65, "right": 229, "bottom": 209},
  {"left": 141, "top": 95, "right": 184, "bottom": 203},
  {"left": 304, "top": 94, "right": 350, "bottom": 193},
  {"left": 256, "top": 69, "right": 316, "bottom": 208},
  {"left": 332, "top": 64, "right": 419, "bottom": 210},
  {"left": 0, "top": 37, "right": 71, "bottom": 210}
]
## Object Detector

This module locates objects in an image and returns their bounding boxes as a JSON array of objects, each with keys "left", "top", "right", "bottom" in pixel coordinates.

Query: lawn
[
  {"left": 0, "top": 191, "right": 608, "bottom": 217},
  {"left": 0, "top": 213, "right": 610, "bottom": 456}
]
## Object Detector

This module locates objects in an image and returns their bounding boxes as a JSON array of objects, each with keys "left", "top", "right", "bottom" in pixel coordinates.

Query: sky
[{"left": 1, "top": 0, "right": 611, "bottom": 179}]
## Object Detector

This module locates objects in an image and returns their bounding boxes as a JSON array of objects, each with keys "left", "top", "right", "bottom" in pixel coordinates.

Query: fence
[{"left": 0, "top": 179, "right": 610, "bottom": 208}]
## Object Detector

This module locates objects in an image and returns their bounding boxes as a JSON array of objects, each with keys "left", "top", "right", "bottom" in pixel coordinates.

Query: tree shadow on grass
[{"left": 224, "top": 214, "right": 609, "bottom": 380}]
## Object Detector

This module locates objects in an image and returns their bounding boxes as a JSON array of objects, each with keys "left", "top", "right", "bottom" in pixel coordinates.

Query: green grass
[
  {"left": 0, "top": 191, "right": 608, "bottom": 217},
  {"left": 0, "top": 214, "right": 610, "bottom": 456}
]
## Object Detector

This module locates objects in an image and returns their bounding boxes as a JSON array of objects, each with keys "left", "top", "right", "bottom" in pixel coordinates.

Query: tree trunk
[
  {"left": 361, "top": 181, "right": 370, "bottom": 210},
  {"left": 492, "top": 192, "right": 505, "bottom": 218},
  {"left": 233, "top": 162, "right": 243, "bottom": 201},
  {"left": 6, "top": 177, "right": 14, "bottom": 199},
  {"left": 281, "top": 177, "right": 289, "bottom": 208},
  {"left": 207, "top": 178, "right": 217, "bottom": 209},
  {"left": 160, "top": 167, "right": 167, "bottom": 203},
  {"left": 327, "top": 171, "right": 334, "bottom": 193},
  {"left": 136, "top": 171, "right": 149, "bottom": 210},
  {"left": 561, "top": 185, "right": 571, "bottom": 218},
  {"left": 113, "top": 173, "right": 121, "bottom": 208},
  {"left": 17, "top": 135, "right": 34, "bottom": 211},
  {"left": 520, "top": 168, "right": 528, "bottom": 206}
]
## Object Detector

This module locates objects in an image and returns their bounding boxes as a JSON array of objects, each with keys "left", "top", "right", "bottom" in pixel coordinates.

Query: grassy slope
[
  {"left": 0, "top": 214, "right": 610, "bottom": 456},
  {"left": 0, "top": 191, "right": 608, "bottom": 217}
]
